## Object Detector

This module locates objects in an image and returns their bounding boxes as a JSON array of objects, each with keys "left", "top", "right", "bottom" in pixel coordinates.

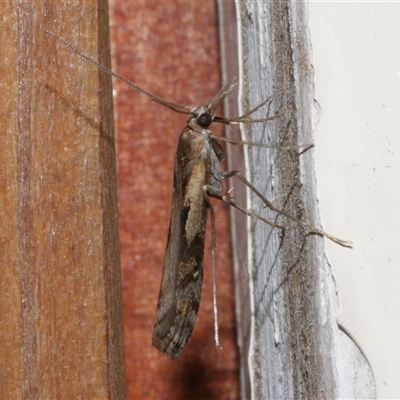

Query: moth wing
[{"left": 152, "top": 129, "right": 210, "bottom": 359}]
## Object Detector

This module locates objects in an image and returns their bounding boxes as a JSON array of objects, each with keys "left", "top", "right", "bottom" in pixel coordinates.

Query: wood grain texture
[
  {"left": 109, "top": 2, "right": 239, "bottom": 399},
  {"left": 0, "top": 1, "right": 125, "bottom": 399}
]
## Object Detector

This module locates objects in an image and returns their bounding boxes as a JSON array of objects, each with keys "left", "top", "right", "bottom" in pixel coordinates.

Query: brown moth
[
  {"left": 45, "top": 31, "right": 352, "bottom": 360},
  {"left": 151, "top": 88, "right": 228, "bottom": 359}
]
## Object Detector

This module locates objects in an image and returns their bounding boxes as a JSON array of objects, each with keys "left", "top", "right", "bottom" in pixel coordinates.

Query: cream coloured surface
[{"left": 310, "top": 3, "right": 400, "bottom": 398}]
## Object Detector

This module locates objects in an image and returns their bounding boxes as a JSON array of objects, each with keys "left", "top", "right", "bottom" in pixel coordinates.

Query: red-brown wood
[{"left": 109, "top": 2, "right": 240, "bottom": 399}]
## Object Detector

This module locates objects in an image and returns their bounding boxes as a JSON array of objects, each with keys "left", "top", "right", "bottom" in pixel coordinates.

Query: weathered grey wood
[{"left": 217, "top": 1, "right": 376, "bottom": 398}]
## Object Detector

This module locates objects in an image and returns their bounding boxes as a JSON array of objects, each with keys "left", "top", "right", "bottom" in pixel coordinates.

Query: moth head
[
  {"left": 190, "top": 84, "right": 236, "bottom": 129},
  {"left": 196, "top": 113, "right": 212, "bottom": 128}
]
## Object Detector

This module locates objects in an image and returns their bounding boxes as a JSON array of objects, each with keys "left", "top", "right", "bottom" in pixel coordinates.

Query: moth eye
[{"left": 197, "top": 113, "right": 212, "bottom": 128}]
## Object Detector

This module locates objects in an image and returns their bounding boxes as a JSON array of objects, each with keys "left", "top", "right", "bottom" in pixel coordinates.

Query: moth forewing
[{"left": 152, "top": 95, "right": 225, "bottom": 359}]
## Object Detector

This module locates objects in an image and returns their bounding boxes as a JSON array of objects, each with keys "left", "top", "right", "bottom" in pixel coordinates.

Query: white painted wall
[{"left": 309, "top": 3, "right": 400, "bottom": 398}]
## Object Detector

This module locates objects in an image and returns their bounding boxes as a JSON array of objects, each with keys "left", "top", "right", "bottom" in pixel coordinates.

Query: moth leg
[
  {"left": 213, "top": 96, "right": 282, "bottom": 125},
  {"left": 222, "top": 170, "right": 352, "bottom": 248},
  {"left": 203, "top": 185, "right": 222, "bottom": 350},
  {"left": 209, "top": 134, "right": 314, "bottom": 152},
  {"left": 207, "top": 180, "right": 285, "bottom": 230},
  {"left": 209, "top": 194, "right": 285, "bottom": 230}
]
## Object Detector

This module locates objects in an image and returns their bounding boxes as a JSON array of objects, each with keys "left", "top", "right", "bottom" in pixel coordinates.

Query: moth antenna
[{"left": 44, "top": 30, "right": 193, "bottom": 115}]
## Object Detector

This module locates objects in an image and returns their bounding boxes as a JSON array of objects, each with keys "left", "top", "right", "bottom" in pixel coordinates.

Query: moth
[{"left": 45, "top": 31, "right": 352, "bottom": 360}]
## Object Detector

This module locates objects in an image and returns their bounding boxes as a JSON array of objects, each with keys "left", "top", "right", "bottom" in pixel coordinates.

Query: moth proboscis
[{"left": 45, "top": 31, "right": 352, "bottom": 360}]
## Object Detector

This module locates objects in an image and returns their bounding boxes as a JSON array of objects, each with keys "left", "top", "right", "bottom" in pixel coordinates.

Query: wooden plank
[
  {"left": 217, "top": 0, "right": 376, "bottom": 398},
  {"left": 1, "top": 2, "right": 23, "bottom": 398},
  {"left": 0, "top": 1, "right": 125, "bottom": 398}
]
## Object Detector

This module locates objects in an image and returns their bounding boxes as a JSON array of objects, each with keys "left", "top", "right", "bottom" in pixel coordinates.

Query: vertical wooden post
[
  {"left": 218, "top": 0, "right": 376, "bottom": 398},
  {"left": 0, "top": 1, "right": 125, "bottom": 398}
]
